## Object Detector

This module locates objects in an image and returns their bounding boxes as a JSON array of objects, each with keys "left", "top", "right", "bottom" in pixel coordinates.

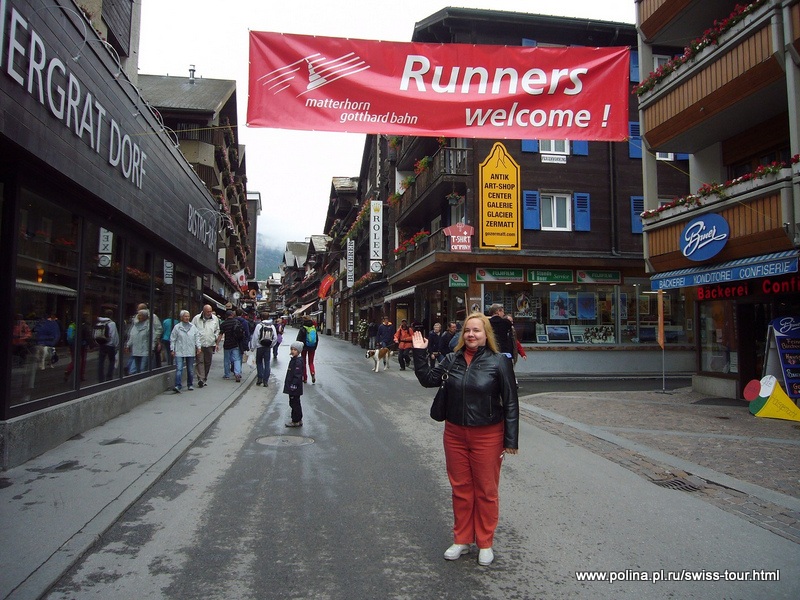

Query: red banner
[{"left": 248, "top": 32, "right": 630, "bottom": 141}]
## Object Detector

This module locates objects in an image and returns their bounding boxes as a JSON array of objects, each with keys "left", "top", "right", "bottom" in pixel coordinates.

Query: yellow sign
[{"left": 479, "top": 142, "right": 520, "bottom": 250}]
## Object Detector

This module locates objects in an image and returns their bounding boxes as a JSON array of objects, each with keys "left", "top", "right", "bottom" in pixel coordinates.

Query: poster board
[{"left": 763, "top": 316, "right": 800, "bottom": 401}]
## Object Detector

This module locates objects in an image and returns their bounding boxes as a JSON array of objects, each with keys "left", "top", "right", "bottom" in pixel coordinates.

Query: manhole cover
[
  {"left": 652, "top": 477, "right": 703, "bottom": 492},
  {"left": 256, "top": 436, "right": 315, "bottom": 447}
]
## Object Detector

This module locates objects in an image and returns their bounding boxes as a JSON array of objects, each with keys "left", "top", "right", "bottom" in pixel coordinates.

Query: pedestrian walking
[
  {"left": 250, "top": 313, "right": 277, "bottom": 386},
  {"left": 220, "top": 310, "right": 244, "bottom": 382},
  {"left": 427, "top": 322, "right": 442, "bottom": 367},
  {"left": 170, "top": 310, "right": 201, "bottom": 392},
  {"left": 191, "top": 305, "right": 221, "bottom": 388},
  {"left": 273, "top": 316, "right": 286, "bottom": 360},
  {"left": 367, "top": 320, "right": 379, "bottom": 349},
  {"left": 376, "top": 316, "right": 394, "bottom": 350},
  {"left": 284, "top": 341, "right": 305, "bottom": 427},
  {"left": 125, "top": 308, "right": 152, "bottom": 374},
  {"left": 94, "top": 310, "right": 119, "bottom": 382},
  {"left": 393, "top": 319, "right": 413, "bottom": 370},
  {"left": 411, "top": 312, "right": 519, "bottom": 567},
  {"left": 488, "top": 303, "right": 516, "bottom": 361},
  {"left": 296, "top": 316, "right": 318, "bottom": 384},
  {"left": 438, "top": 321, "right": 458, "bottom": 361}
]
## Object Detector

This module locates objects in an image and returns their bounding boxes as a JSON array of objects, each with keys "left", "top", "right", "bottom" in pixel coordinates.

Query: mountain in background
[{"left": 255, "top": 242, "right": 283, "bottom": 281}]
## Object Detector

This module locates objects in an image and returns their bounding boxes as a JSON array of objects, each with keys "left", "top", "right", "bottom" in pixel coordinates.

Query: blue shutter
[
  {"left": 630, "top": 50, "right": 639, "bottom": 83},
  {"left": 676, "top": 153, "right": 690, "bottom": 161},
  {"left": 523, "top": 190, "right": 540, "bottom": 230},
  {"left": 631, "top": 196, "right": 644, "bottom": 234},
  {"left": 572, "top": 141, "right": 589, "bottom": 156},
  {"left": 522, "top": 139, "right": 539, "bottom": 153},
  {"left": 574, "top": 193, "right": 591, "bottom": 231},
  {"left": 522, "top": 38, "right": 537, "bottom": 47},
  {"left": 628, "top": 122, "right": 642, "bottom": 159}
]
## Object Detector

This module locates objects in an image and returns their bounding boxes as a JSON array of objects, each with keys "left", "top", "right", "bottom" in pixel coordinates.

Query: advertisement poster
[
  {"left": 550, "top": 291, "right": 569, "bottom": 320},
  {"left": 765, "top": 316, "right": 800, "bottom": 400}
]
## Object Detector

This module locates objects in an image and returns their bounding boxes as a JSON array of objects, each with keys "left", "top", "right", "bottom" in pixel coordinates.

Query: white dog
[{"left": 365, "top": 348, "right": 392, "bottom": 372}]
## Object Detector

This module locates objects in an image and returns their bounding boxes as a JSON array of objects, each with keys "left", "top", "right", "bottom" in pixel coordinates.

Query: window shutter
[
  {"left": 631, "top": 196, "right": 644, "bottom": 234},
  {"left": 676, "top": 153, "right": 690, "bottom": 161},
  {"left": 628, "top": 122, "right": 642, "bottom": 159},
  {"left": 630, "top": 50, "right": 639, "bottom": 83},
  {"left": 572, "top": 141, "right": 589, "bottom": 156},
  {"left": 522, "top": 38, "right": 537, "bottom": 47},
  {"left": 574, "top": 193, "right": 591, "bottom": 231},
  {"left": 521, "top": 139, "right": 539, "bottom": 153},
  {"left": 523, "top": 190, "right": 540, "bottom": 230}
]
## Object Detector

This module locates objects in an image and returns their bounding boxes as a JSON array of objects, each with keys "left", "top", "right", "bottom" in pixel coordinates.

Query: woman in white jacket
[{"left": 170, "top": 310, "right": 201, "bottom": 392}]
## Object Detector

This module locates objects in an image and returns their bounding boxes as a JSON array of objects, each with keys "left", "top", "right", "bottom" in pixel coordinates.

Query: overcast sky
[{"left": 138, "top": 1, "right": 635, "bottom": 257}]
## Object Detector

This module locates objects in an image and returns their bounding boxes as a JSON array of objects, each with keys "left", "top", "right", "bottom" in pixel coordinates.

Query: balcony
[
  {"left": 638, "top": 0, "right": 746, "bottom": 46},
  {"left": 643, "top": 167, "right": 796, "bottom": 272},
  {"left": 394, "top": 146, "right": 472, "bottom": 226},
  {"left": 638, "top": 0, "right": 785, "bottom": 152}
]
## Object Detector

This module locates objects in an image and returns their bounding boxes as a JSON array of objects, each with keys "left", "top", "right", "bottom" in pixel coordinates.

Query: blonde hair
[{"left": 453, "top": 312, "right": 499, "bottom": 353}]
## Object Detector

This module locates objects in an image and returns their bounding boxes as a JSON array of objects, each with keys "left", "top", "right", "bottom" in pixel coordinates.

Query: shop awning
[
  {"left": 384, "top": 286, "right": 416, "bottom": 302},
  {"left": 16, "top": 279, "right": 77, "bottom": 297},
  {"left": 650, "top": 250, "right": 799, "bottom": 291},
  {"left": 202, "top": 293, "right": 227, "bottom": 311},
  {"left": 292, "top": 302, "right": 315, "bottom": 317}
]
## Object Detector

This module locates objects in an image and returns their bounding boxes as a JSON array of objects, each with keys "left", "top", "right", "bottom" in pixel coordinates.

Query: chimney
[{"left": 189, "top": 64, "right": 196, "bottom": 84}]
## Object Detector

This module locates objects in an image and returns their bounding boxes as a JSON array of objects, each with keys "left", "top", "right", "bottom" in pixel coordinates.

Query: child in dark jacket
[{"left": 284, "top": 341, "right": 305, "bottom": 427}]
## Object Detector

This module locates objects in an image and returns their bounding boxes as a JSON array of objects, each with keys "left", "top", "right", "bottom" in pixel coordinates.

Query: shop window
[
  {"left": 12, "top": 190, "right": 80, "bottom": 406},
  {"left": 81, "top": 222, "right": 124, "bottom": 388},
  {"left": 699, "top": 301, "right": 738, "bottom": 374},
  {"left": 123, "top": 245, "right": 156, "bottom": 377}
]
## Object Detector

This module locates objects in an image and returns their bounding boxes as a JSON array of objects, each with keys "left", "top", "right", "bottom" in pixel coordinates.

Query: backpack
[
  {"left": 259, "top": 324, "right": 275, "bottom": 346},
  {"left": 304, "top": 325, "right": 317, "bottom": 346},
  {"left": 93, "top": 321, "right": 110, "bottom": 345},
  {"left": 66, "top": 323, "right": 76, "bottom": 345}
]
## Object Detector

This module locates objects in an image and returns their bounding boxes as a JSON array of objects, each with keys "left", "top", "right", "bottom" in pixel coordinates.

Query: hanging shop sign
[
  {"left": 346, "top": 239, "right": 355, "bottom": 287},
  {"left": 475, "top": 267, "right": 524, "bottom": 282},
  {"left": 576, "top": 270, "right": 621, "bottom": 284},
  {"left": 449, "top": 273, "right": 469, "bottom": 288},
  {"left": 248, "top": 32, "right": 630, "bottom": 140},
  {"left": 443, "top": 223, "right": 474, "bottom": 252},
  {"left": 370, "top": 200, "right": 383, "bottom": 273},
  {"left": 479, "top": 143, "right": 520, "bottom": 250},
  {"left": 528, "top": 269, "right": 573, "bottom": 283},
  {"left": 681, "top": 213, "right": 729, "bottom": 261}
]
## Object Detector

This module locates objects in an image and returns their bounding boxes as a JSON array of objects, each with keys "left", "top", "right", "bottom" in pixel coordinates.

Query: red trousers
[
  {"left": 443, "top": 420, "right": 505, "bottom": 549},
  {"left": 301, "top": 347, "right": 316, "bottom": 381}
]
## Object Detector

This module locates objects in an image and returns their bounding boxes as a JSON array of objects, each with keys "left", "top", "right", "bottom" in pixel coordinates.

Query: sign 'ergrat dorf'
[{"left": 248, "top": 32, "right": 629, "bottom": 141}]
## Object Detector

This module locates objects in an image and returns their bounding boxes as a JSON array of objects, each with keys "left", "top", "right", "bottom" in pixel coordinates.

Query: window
[
  {"left": 540, "top": 193, "right": 571, "bottom": 231},
  {"left": 653, "top": 54, "right": 671, "bottom": 70},
  {"left": 540, "top": 140, "right": 570, "bottom": 155},
  {"left": 656, "top": 152, "right": 674, "bottom": 161}
]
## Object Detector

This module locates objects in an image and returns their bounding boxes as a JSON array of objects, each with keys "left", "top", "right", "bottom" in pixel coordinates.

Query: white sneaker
[
  {"left": 478, "top": 548, "right": 494, "bottom": 566},
  {"left": 443, "top": 544, "right": 470, "bottom": 560}
]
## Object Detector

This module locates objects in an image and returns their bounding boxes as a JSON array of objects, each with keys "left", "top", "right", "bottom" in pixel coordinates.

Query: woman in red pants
[{"left": 412, "top": 312, "right": 519, "bottom": 566}]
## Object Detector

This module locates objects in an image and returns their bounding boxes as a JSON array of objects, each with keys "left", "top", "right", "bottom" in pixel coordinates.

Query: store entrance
[{"left": 737, "top": 302, "right": 773, "bottom": 396}]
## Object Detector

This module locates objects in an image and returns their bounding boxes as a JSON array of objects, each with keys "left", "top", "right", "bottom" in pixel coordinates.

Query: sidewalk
[
  {"left": 2, "top": 336, "right": 799, "bottom": 599},
  {"left": 0, "top": 351, "right": 259, "bottom": 600}
]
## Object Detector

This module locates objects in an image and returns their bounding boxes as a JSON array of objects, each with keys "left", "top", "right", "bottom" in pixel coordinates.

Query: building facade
[
  {"left": 324, "top": 9, "right": 693, "bottom": 374},
  {"left": 0, "top": 0, "right": 240, "bottom": 467},
  {"left": 637, "top": 0, "right": 800, "bottom": 398}
]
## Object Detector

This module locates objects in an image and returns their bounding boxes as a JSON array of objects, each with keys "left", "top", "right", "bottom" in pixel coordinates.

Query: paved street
[{"left": 2, "top": 332, "right": 798, "bottom": 599}]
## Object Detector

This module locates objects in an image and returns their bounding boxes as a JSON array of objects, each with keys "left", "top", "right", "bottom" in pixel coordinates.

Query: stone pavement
[{"left": 517, "top": 386, "right": 800, "bottom": 545}]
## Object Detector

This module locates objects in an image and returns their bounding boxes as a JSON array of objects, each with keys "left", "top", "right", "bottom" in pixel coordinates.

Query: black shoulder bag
[{"left": 430, "top": 355, "right": 455, "bottom": 422}]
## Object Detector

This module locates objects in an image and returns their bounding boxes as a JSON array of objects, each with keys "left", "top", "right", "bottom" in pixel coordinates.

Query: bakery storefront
[
  {"left": 652, "top": 251, "right": 800, "bottom": 399},
  {"left": 1, "top": 0, "right": 220, "bottom": 467}
]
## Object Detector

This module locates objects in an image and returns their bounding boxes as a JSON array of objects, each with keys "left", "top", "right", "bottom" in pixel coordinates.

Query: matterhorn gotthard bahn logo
[{"left": 247, "top": 31, "right": 629, "bottom": 141}]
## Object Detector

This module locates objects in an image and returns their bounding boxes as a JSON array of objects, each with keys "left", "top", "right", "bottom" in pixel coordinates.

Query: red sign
[
  {"left": 318, "top": 274, "right": 335, "bottom": 299},
  {"left": 443, "top": 223, "right": 474, "bottom": 252},
  {"left": 248, "top": 32, "right": 630, "bottom": 141}
]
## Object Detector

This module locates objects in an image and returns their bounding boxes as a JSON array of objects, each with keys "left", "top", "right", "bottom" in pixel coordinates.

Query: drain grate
[
  {"left": 652, "top": 477, "right": 703, "bottom": 492},
  {"left": 256, "top": 436, "right": 315, "bottom": 447}
]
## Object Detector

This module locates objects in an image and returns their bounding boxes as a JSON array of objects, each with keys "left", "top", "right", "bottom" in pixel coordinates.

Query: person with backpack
[
  {"left": 296, "top": 316, "right": 318, "bottom": 384},
  {"left": 250, "top": 313, "right": 277, "bottom": 386},
  {"left": 220, "top": 309, "right": 244, "bottom": 382},
  {"left": 95, "top": 309, "right": 119, "bottom": 383},
  {"left": 393, "top": 319, "right": 414, "bottom": 370}
]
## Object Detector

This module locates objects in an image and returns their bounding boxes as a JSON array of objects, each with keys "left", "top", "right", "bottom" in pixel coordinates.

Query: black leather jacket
[{"left": 413, "top": 347, "right": 519, "bottom": 449}]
